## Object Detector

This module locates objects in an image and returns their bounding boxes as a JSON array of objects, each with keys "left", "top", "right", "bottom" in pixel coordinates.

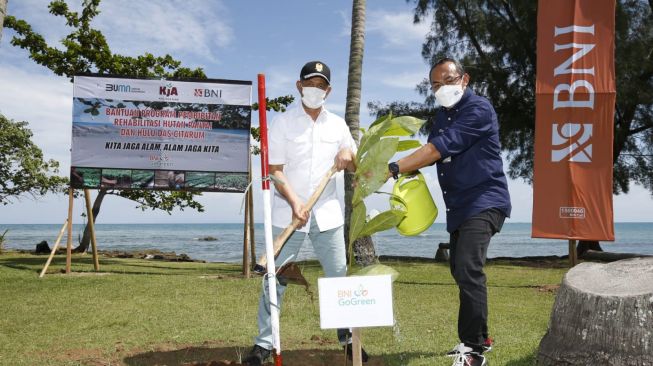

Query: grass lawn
[{"left": 0, "top": 252, "right": 567, "bottom": 366}]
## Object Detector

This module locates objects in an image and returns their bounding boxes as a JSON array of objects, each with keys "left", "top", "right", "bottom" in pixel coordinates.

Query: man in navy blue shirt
[{"left": 387, "top": 58, "right": 511, "bottom": 366}]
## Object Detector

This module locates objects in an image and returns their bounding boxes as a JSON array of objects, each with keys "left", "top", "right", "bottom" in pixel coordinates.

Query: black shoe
[
  {"left": 242, "top": 345, "right": 271, "bottom": 366},
  {"left": 343, "top": 344, "right": 369, "bottom": 362}
]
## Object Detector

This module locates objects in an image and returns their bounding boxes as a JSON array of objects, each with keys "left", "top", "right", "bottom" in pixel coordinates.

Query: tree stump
[
  {"left": 537, "top": 257, "right": 653, "bottom": 365},
  {"left": 435, "top": 242, "right": 450, "bottom": 262}
]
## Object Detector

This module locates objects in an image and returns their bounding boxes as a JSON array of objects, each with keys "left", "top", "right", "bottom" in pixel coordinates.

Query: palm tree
[
  {"left": 344, "top": 0, "right": 375, "bottom": 265},
  {"left": 0, "top": 0, "right": 8, "bottom": 42}
]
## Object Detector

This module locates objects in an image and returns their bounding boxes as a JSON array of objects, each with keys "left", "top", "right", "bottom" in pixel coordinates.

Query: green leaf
[
  {"left": 368, "top": 112, "right": 392, "bottom": 130},
  {"left": 397, "top": 139, "right": 422, "bottom": 152},
  {"left": 353, "top": 137, "right": 398, "bottom": 204},
  {"left": 357, "top": 115, "right": 392, "bottom": 159},
  {"left": 383, "top": 116, "right": 426, "bottom": 137},
  {"left": 359, "top": 209, "right": 406, "bottom": 237},
  {"left": 353, "top": 263, "right": 400, "bottom": 282},
  {"left": 90, "top": 109, "right": 99, "bottom": 116},
  {"left": 349, "top": 202, "right": 367, "bottom": 244}
]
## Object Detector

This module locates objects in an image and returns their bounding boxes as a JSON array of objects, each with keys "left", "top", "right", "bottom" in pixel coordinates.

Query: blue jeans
[{"left": 255, "top": 219, "right": 350, "bottom": 349}]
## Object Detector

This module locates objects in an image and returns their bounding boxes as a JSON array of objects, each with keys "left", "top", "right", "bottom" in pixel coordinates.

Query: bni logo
[
  {"left": 551, "top": 123, "right": 592, "bottom": 162},
  {"left": 105, "top": 84, "right": 131, "bottom": 92},
  {"left": 194, "top": 88, "right": 222, "bottom": 98}
]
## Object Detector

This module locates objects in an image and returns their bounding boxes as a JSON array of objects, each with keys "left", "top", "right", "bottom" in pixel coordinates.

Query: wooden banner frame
[
  {"left": 40, "top": 187, "right": 100, "bottom": 277},
  {"left": 41, "top": 181, "right": 257, "bottom": 277}
]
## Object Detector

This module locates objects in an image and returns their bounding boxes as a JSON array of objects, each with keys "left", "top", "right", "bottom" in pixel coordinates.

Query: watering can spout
[{"left": 390, "top": 171, "right": 437, "bottom": 236}]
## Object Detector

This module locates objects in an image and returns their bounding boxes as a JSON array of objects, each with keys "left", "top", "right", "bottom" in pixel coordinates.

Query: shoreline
[{"left": 10, "top": 247, "right": 574, "bottom": 267}]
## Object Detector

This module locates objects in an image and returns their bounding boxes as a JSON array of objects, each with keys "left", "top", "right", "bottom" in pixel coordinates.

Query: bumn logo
[
  {"left": 106, "top": 84, "right": 131, "bottom": 92},
  {"left": 159, "top": 83, "right": 178, "bottom": 97},
  {"left": 551, "top": 123, "right": 592, "bottom": 162}
]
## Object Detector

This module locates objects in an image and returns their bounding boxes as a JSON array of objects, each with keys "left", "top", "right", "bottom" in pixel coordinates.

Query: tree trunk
[
  {"left": 353, "top": 236, "right": 375, "bottom": 266},
  {"left": 74, "top": 188, "right": 107, "bottom": 253},
  {"left": 537, "top": 258, "right": 653, "bottom": 365},
  {"left": 344, "top": 0, "right": 375, "bottom": 265},
  {"left": 0, "top": 0, "right": 7, "bottom": 42}
]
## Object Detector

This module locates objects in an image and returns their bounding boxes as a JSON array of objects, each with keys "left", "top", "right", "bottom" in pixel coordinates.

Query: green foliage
[
  {"left": 0, "top": 114, "right": 68, "bottom": 204},
  {"left": 252, "top": 95, "right": 295, "bottom": 113},
  {"left": 358, "top": 209, "right": 407, "bottom": 238},
  {"left": 348, "top": 200, "right": 367, "bottom": 246},
  {"left": 371, "top": 0, "right": 653, "bottom": 195},
  {"left": 353, "top": 136, "right": 399, "bottom": 205},
  {"left": 348, "top": 115, "right": 426, "bottom": 273},
  {"left": 397, "top": 140, "right": 422, "bottom": 152},
  {"left": 116, "top": 190, "right": 205, "bottom": 214}
]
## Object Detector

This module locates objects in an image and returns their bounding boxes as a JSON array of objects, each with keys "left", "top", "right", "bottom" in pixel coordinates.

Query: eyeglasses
[{"left": 431, "top": 75, "right": 462, "bottom": 92}]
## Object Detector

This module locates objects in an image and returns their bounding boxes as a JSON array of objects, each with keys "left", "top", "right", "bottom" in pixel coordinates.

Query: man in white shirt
[{"left": 244, "top": 61, "right": 367, "bottom": 365}]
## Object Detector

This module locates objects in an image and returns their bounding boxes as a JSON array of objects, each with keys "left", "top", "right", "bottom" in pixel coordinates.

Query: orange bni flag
[{"left": 532, "top": 0, "right": 616, "bottom": 240}]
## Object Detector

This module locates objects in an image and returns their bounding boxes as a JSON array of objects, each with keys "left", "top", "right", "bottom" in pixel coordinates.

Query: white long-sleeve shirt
[{"left": 268, "top": 104, "right": 357, "bottom": 232}]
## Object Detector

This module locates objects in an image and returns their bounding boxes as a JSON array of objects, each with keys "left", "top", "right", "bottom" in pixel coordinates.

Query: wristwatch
[{"left": 388, "top": 162, "right": 399, "bottom": 180}]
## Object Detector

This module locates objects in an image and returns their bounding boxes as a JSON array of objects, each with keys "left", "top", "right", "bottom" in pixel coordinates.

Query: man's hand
[
  {"left": 335, "top": 148, "right": 356, "bottom": 172},
  {"left": 291, "top": 200, "right": 309, "bottom": 228}
]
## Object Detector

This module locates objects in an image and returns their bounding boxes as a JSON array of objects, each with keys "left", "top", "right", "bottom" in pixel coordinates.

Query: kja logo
[
  {"left": 159, "top": 83, "right": 178, "bottom": 97},
  {"left": 551, "top": 123, "right": 592, "bottom": 163}
]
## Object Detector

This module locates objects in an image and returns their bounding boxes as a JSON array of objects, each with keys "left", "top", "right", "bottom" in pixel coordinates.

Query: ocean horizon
[{"left": 2, "top": 222, "right": 652, "bottom": 263}]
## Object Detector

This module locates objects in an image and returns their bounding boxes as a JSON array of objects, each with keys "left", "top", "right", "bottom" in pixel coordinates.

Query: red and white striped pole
[{"left": 257, "top": 73, "right": 282, "bottom": 366}]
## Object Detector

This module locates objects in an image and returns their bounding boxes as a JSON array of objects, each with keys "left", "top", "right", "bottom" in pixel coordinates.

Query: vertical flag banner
[
  {"left": 71, "top": 75, "right": 252, "bottom": 192},
  {"left": 532, "top": 0, "right": 616, "bottom": 240}
]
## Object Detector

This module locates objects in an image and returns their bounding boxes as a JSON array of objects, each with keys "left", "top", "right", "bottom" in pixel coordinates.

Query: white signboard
[
  {"left": 70, "top": 75, "right": 252, "bottom": 192},
  {"left": 318, "top": 275, "right": 394, "bottom": 329}
]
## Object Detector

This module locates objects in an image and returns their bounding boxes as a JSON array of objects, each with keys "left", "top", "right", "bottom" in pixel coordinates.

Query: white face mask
[
  {"left": 301, "top": 87, "right": 327, "bottom": 109},
  {"left": 435, "top": 84, "right": 464, "bottom": 108}
]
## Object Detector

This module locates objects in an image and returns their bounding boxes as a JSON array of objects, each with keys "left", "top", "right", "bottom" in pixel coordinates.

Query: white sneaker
[
  {"left": 448, "top": 343, "right": 487, "bottom": 366},
  {"left": 447, "top": 338, "right": 492, "bottom": 355}
]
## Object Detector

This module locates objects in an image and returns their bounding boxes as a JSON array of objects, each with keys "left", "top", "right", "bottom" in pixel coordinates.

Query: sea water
[{"left": 1, "top": 223, "right": 651, "bottom": 263}]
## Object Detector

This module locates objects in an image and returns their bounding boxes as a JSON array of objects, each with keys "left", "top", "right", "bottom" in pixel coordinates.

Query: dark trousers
[{"left": 449, "top": 208, "right": 505, "bottom": 352}]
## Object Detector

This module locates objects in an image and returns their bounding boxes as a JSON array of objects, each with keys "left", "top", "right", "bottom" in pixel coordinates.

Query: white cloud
[
  {"left": 5, "top": 0, "right": 234, "bottom": 62},
  {"left": 265, "top": 68, "right": 297, "bottom": 100},
  {"left": 95, "top": 0, "right": 233, "bottom": 61},
  {"left": 366, "top": 10, "right": 430, "bottom": 48},
  {"left": 380, "top": 71, "right": 427, "bottom": 89},
  {"left": 0, "top": 65, "right": 72, "bottom": 166}
]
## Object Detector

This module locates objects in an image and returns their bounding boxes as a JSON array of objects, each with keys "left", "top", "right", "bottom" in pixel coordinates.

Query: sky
[{"left": 0, "top": 0, "right": 651, "bottom": 224}]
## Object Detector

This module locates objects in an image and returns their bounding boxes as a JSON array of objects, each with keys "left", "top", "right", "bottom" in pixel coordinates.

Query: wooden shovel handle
[{"left": 256, "top": 165, "right": 338, "bottom": 269}]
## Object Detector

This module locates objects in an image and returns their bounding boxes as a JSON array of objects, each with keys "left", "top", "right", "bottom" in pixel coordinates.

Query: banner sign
[
  {"left": 70, "top": 75, "right": 252, "bottom": 192},
  {"left": 318, "top": 275, "right": 394, "bottom": 329},
  {"left": 532, "top": 0, "right": 615, "bottom": 240}
]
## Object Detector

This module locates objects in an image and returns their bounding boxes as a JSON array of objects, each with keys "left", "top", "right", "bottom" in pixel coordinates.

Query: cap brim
[{"left": 302, "top": 73, "right": 330, "bottom": 84}]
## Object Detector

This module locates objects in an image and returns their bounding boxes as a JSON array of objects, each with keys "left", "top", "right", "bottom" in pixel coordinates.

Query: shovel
[{"left": 253, "top": 164, "right": 338, "bottom": 275}]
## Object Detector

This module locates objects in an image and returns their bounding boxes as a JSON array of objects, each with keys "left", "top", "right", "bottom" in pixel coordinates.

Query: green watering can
[{"left": 390, "top": 171, "right": 438, "bottom": 236}]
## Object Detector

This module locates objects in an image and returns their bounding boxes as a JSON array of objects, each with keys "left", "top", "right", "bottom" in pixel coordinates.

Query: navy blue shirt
[{"left": 428, "top": 88, "right": 512, "bottom": 233}]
